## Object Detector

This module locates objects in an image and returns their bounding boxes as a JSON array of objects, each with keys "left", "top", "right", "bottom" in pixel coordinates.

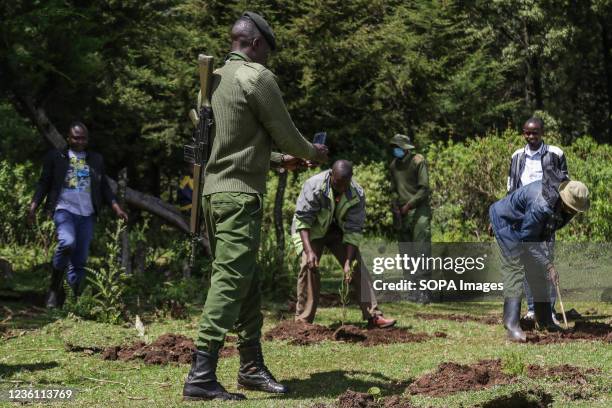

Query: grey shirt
[{"left": 55, "top": 150, "right": 94, "bottom": 216}]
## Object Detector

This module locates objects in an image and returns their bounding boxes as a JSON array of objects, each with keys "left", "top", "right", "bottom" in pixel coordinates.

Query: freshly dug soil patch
[
  {"left": 264, "top": 320, "right": 334, "bottom": 345},
  {"left": 415, "top": 312, "right": 500, "bottom": 325},
  {"left": 525, "top": 321, "right": 612, "bottom": 344},
  {"left": 334, "top": 390, "right": 417, "bottom": 408},
  {"left": 101, "top": 333, "right": 236, "bottom": 365},
  {"left": 477, "top": 390, "right": 553, "bottom": 408},
  {"left": 264, "top": 320, "right": 442, "bottom": 346},
  {"left": 334, "top": 325, "right": 440, "bottom": 346},
  {"left": 407, "top": 359, "right": 514, "bottom": 397},
  {"left": 526, "top": 364, "right": 600, "bottom": 385}
]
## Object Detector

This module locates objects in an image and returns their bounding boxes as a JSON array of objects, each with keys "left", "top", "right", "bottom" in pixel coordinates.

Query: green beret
[
  {"left": 389, "top": 134, "right": 415, "bottom": 150},
  {"left": 243, "top": 11, "right": 276, "bottom": 51}
]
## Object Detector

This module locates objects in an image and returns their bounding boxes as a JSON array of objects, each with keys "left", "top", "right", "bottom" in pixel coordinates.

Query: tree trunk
[
  {"left": 272, "top": 170, "right": 288, "bottom": 289},
  {"left": 118, "top": 167, "right": 132, "bottom": 274},
  {"left": 16, "top": 95, "right": 211, "bottom": 256}
]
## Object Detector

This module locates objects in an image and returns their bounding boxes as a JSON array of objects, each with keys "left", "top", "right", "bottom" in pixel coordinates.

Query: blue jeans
[
  {"left": 52, "top": 209, "right": 95, "bottom": 288},
  {"left": 524, "top": 277, "right": 557, "bottom": 314}
]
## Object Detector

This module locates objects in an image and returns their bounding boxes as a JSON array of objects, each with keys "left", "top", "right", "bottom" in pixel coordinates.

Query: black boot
[
  {"left": 183, "top": 350, "right": 246, "bottom": 401},
  {"left": 237, "top": 343, "right": 288, "bottom": 393},
  {"left": 534, "top": 302, "right": 562, "bottom": 332},
  {"left": 45, "top": 268, "right": 65, "bottom": 308},
  {"left": 503, "top": 298, "right": 526, "bottom": 342}
]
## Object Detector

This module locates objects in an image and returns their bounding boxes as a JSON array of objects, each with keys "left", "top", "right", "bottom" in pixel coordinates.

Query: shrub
[
  {"left": 262, "top": 132, "right": 611, "bottom": 243},
  {"left": 86, "top": 220, "right": 128, "bottom": 324}
]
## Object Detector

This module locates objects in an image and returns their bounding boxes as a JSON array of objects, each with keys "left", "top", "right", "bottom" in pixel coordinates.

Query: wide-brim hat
[
  {"left": 243, "top": 11, "right": 276, "bottom": 51},
  {"left": 559, "top": 180, "right": 590, "bottom": 212},
  {"left": 389, "top": 134, "right": 415, "bottom": 150}
]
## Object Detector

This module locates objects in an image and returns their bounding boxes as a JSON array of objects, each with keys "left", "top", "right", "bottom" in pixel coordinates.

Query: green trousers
[
  {"left": 495, "top": 240, "right": 549, "bottom": 300},
  {"left": 398, "top": 206, "right": 432, "bottom": 280},
  {"left": 398, "top": 205, "right": 431, "bottom": 243},
  {"left": 196, "top": 192, "right": 263, "bottom": 351}
]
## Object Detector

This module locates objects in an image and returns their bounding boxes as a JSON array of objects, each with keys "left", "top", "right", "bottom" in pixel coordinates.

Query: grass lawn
[{"left": 1, "top": 296, "right": 610, "bottom": 407}]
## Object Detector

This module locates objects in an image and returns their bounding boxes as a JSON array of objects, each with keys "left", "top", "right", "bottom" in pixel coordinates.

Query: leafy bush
[
  {"left": 0, "top": 160, "right": 54, "bottom": 246},
  {"left": 86, "top": 220, "right": 128, "bottom": 324}
]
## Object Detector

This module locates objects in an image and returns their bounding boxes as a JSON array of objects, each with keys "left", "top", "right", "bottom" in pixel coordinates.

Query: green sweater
[
  {"left": 390, "top": 152, "right": 430, "bottom": 209},
  {"left": 203, "top": 52, "right": 318, "bottom": 195}
]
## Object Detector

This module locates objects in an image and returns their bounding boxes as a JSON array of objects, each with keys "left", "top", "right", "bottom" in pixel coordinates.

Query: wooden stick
[{"left": 554, "top": 281, "right": 569, "bottom": 329}]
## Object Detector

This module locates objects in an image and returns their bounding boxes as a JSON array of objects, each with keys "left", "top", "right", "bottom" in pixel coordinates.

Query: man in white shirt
[{"left": 506, "top": 117, "right": 569, "bottom": 323}]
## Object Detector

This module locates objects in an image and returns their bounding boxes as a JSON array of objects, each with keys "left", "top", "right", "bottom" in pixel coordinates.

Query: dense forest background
[{"left": 1, "top": 0, "right": 611, "bottom": 315}]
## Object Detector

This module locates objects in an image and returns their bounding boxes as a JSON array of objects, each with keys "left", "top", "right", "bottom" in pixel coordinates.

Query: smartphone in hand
[{"left": 313, "top": 131, "right": 327, "bottom": 145}]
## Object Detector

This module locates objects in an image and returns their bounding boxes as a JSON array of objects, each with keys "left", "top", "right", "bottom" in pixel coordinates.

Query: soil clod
[
  {"left": 334, "top": 390, "right": 417, "bottom": 408},
  {"left": 526, "top": 364, "right": 599, "bottom": 385},
  {"left": 407, "top": 359, "right": 513, "bottom": 396},
  {"left": 101, "top": 333, "right": 236, "bottom": 365},
  {"left": 265, "top": 320, "right": 441, "bottom": 346},
  {"left": 525, "top": 321, "right": 612, "bottom": 343}
]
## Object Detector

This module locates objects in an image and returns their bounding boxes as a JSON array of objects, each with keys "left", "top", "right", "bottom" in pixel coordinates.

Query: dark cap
[
  {"left": 389, "top": 134, "right": 415, "bottom": 150},
  {"left": 242, "top": 11, "right": 276, "bottom": 51}
]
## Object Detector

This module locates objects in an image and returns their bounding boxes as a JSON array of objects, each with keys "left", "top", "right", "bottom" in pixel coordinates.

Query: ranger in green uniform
[
  {"left": 389, "top": 134, "right": 432, "bottom": 303},
  {"left": 182, "top": 12, "right": 328, "bottom": 401}
]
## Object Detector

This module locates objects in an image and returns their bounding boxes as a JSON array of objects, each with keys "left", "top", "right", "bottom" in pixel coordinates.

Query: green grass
[{"left": 1, "top": 298, "right": 611, "bottom": 408}]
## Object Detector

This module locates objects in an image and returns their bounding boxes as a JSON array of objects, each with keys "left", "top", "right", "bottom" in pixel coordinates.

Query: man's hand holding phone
[{"left": 312, "top": 131, "right": 329, "bottom": 163}]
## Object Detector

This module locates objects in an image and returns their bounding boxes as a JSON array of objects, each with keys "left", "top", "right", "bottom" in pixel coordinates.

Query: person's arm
[
  {"left": 409, "top": 157, "right": 429, "bottom": 208},
  {"left": 518, "top": 204, "right": 553, "bottom": 269},
  {"left": 558, "top": 151, "right": 569, "bottom": 179},
  {"left": 294, "top": 179, "right": 321, "bottom": 231},
  {"left": 401, "top": 156, "right": 429, "bottom": 213},
  {"left": 299, "top": 229, "right": 318, "bottom": 269},
  {"left": 270, "top": 152, "right": 308, "bottom": 171},
  {"left": 247, "top": 69, "right": 328, "bottom": 163},
  {"left": 28, "top": 151, "right": 54, "bottom": 223},
  {"left": 342, "top": 190, "right": 365, "bottom": 248},
  {"left": 343, "top": 244, "right": 357, "bottom": 283},
  {"left": 100, "top": 157, "right": 128, "bottom": 221}
]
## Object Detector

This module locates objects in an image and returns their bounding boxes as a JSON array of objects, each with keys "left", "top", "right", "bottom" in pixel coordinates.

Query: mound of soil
[
  {"left": 478, "top": 390, "right": 553, "bottom": 408},
  {"left": 264, "top": 320, "right": 335, "bottom": 345},
  {"left": 101, "top": 333, "right": 237, "bottom": 365},
  {"left": 407, "top": 359, "right": 514, "bottom": 397},
  {"left": 264, "top": 320, "right": 443, "bottom": 346},
  {"left": 525, "top": 321, "right": 612, "bottom": 344},
  {"left": 526, "top": 364, "right": 600, "bottom": 385},
  {"left": 334, "top": 390, "right": 417, "bottom": 408},
  {"left": 415, "top": 312, "right": 500, "bottom": 325}
]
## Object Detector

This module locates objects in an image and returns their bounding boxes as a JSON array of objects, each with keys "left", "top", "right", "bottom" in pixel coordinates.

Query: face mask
[{"left": 392, "top": 147, "right": 405, "bottom": 159}]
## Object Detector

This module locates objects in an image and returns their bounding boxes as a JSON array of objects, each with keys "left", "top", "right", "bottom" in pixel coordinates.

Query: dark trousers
[
  {"left": 52, "top": 209, "right": 95, "bottom": 287},
  {"left": 295, "top": 227, "right": 381, "bottom": 322}
]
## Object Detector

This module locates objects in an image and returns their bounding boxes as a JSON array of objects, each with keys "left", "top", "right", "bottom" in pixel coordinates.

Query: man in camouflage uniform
[
  {"left": 389, "top": 134, "right": 432, "bottom": 303},
  {"left": 182, "top": 12, "right": 328, "bottom": 401}
]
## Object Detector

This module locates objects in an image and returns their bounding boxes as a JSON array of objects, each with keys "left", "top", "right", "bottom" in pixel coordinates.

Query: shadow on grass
[
  {"left": 0, "top": 362, "right": 59, "bottom": 378},
  {"left": 277, "top": 369, "right": 411, "bottom": 400},
  {"left": 0, "top": 296, "right": 59, "bottom": 331}
]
